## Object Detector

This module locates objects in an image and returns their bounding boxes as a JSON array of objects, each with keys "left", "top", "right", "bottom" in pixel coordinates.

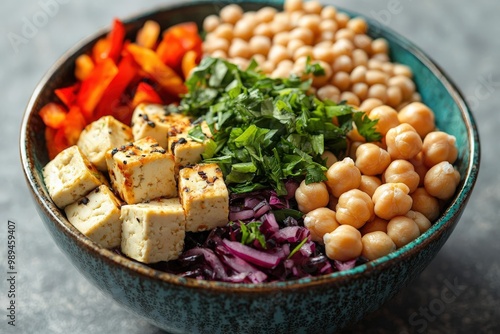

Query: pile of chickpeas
[{"left": 203, "top": 0, "right": 461, "bottom": 263}]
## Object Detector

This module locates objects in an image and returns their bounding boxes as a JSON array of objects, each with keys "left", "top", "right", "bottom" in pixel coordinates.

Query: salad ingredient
[
  {"left": 421, "top": 131, "right": 458, "bottom": 168},
  {"left": 335, "top": 189, "right": 374, "bottom": 229},
  {"left": 405, "top": 210, "right": 431, "bottom": 234},
  {"left": 410, "top": 188, "right": 440, "bottom": 222},
  {"left": 42, "top": 145, "right": 108, "bottom": 209},
  {"left": 383, "top": 160, "right": 420, "bottom": 194},
  {"left": 323, "top": 225, "right": 362, "bottom": 262},
  {"left": 354, "top": 143, "right": 391, "bottom": 176},
  {"left": 325, "top": 157, "right": 361, "bottom": 198},
  {"left": 303, "top": 207, "right": 339, "bottom": 243},
  {"left": 397, "top": 102, "right": 435, "bottom": 138},
  {"left": 178, "top": 163, "right": 229, "bottom": 232},
  {"left": 367, "top": 105, "right": 400, "bottom": 136},
  {"left": 360, "top": 217, "right": 388, "bottom": 235},
  {"left": 121, "top": 198, "right": 186, "bottom": 263},
  {"left": 423, "top": 161, "right": 461, "bottom": 200},
  {"left": 386, "top": 216, "right": 421, "bottom": 248},
  {"left": 372, "top": 183, "right": 413, "bottom": 221},
  {"left": 358, "top": 175, "right": 382, "bottom": 198},
  {"left": 181, "top": 57, "right": 379, "bottom": 195},
  {"left": 105, "top": 137, "right": 177, "bottom": 204},
  {"left": 361, "top": 231, "right": 396, "bottom": 260},
  {"left": 385, "top": 123, "right": 423, "bottom": 160},
  {"left": 76, "top": 115, "right": 133, "bottom": 171},
  {"left": 65, "top": 185, "right": 122, "bottom": 248},
  {"left": 295, "top": 180, "right": 329, "bottom": 213}
]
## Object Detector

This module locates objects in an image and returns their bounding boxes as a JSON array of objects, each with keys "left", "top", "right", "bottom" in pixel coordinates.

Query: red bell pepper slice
[
  {"left": 94, "top": 53, "right": 138, "bottom": 121},
  {"left": 63, "top": 106, "right": 87, "bottom": 146},
  {"left": 55, "top": 83, "right": 80, "bottom": 108},
  {"left": 39, "top": 102, "right": 67, "bottom": 129},
  {"left": 77, "top": 58, "right": 119, "bottom": 120},
  {"left": 127, "top": 43, "right": 187, "bottom": 95},
  {"left": 92, "top": 19, "right": 126, "bottom": 63},
  {"left": 156, "top": 22, "right": 202, "bottom": 72},
  {"left": 132, "top": 82, "right": 163, "bottom": 108},
  {"left": 45, "top": 127, "right": 68, "bottom": 160}
]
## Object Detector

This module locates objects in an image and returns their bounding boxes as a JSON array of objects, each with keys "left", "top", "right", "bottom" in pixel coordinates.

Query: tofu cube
[
  {"left": 121, "top": 198, "right": 186, "bottom": 263},
  {"left": 131, "top": 103, "right": 192, "bottom": 149},
  {"left": 106, "top": 137, "right": 176, "bottom": 204},
  {"left": 77, "top": 116, "right": 133, "bottom": 171},
  {"left": 65, "top": 185, "right": 122, "bottom": 248},
  {"left": 178, "top": 163, "right": 229, "bottom": 232},
  {"left": 168, "top": 121, "right": 214, "bottom": 169},
  {"left": 43, "top": 145, "right": 108, "bottom": 209}
]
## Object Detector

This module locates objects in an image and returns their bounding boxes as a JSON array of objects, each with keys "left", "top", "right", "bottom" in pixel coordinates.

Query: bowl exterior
[{"left": 21, "top": 1, "right": 479, "bottom": 333}]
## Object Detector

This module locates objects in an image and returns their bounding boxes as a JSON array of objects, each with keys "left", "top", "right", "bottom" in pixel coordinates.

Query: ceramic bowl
[{"left": 20, "top": 1, "right": 480, "bottom": 333}]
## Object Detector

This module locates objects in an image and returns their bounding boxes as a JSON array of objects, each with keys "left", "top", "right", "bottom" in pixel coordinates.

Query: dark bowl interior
[{"left": 20, "top": 1, "right": 480, "bottom": 333}]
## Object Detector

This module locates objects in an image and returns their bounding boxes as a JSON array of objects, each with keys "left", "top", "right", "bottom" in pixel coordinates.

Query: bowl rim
[{"left": 20, "top": 0, "right": 480, "bottom": 292}]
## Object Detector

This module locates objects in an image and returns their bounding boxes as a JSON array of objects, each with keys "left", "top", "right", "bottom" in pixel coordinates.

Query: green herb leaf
[
  {"left": 288, "top": 237, "right": 309, "bottom": 259},
  {"left": 239, "top": 221, "right": 267, "bottom": 249}
]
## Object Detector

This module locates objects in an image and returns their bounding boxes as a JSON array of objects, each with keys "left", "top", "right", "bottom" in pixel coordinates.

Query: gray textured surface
[{"left": 1, "top": 0, "right": 498, "bottom": 333}]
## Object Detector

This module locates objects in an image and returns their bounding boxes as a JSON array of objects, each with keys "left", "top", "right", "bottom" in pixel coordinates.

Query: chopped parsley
[{"left": 179, "top": 57, "right": 380, "bottom": 195}]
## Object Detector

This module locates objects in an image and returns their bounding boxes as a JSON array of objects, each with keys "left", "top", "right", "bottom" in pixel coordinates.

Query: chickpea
[
  {"left": 203, "top": 15, "right": 220, "bottom": 33},
  {"left": 352, "top": 48, "right": 369, "bottom": 68},
  {"left": 422, "top": 131, "right": 458, "bottom": 168},
  {"left": 331, "top": 71, "right": 350, "bottom": 91},
  {"left": 332, "top": 55, "right": 354, "bottom": 73},
  {"left": 270, "top": 14, "right": 293, "bottom": 34},
  {"left": 228, "top": 38, "right": 252, "bottom": 59},
  {"left": 386, "top": 85, "right": 403, "bottom": 107},
  {"left": 388, "top": 75, "right": 416, "bottom": 101},
  {"left": 339, "top": 91, "right": 360, "bottom": 106},
  {"left": 352, "top": 83, "right": 368, "bottom": 101},
  {"left": 335, "top": 12, "right": 350, "bottom": 28},
  {"left": 424, "top": 161, "right": 461, "bottom": 200},
  {"left": 203, "top": 37, "right": 230, "bottom": 54},
  {"left": 298, "top": 14, "right": 321, "bottom": 34},
  {"left": 361, "top": 231, "right": 396, "bottom": 260},
  {"left": 304, "top": 207, "right": 339, "bottom": 243},
  {"left": 385, "top": 123, "right": 422, "bottom": 160},
  {"left": 350, "top": 65, "right": 367, "bottom": 84},
  {"left": 290, "top": 11, "right": 306, "bottom": 26},
  {"left": 256, "top": 6, "right": 278, "bottom": 23},
  {"left": 287, "top": 39, "right": 306, "bottom": 55},
  {"left": 371, "top": 38, "right": 389, "bottom": 54},
  {"left": 249, "top": 35, "right": 272, "bottom": 56},
  {"left": 319, "top": 19, "right": 338, "bottom": 34},
  {"left": 332, "top": 38, "right": 354, "bottom": 57},
  {"left": 268, "top": 44, "right": 291, "bottom": 65},
  {"left": 312, "top": 46, "right": 335, "bottom": 63},
  {"left": 409, "top": 152, "right": 428, "bottom": 186},
  {"left": 328, "top": 195, "right": 338, "bottom": 211},
  {"left": 303, "top": 0, "right": 322, "bottom": 14},
  {"left": 398, "top": 102, "right": 436, "bottom": 138},
  {"left": 347, "top": 125, "right": 366, "bottom": 143},
  {"left": 323, "top": 225, "right": 363, "bottom": 261},
  {"left": 347, "top": 17, "right": 368, "bottom": 34},
  {"left": 411, "top": 187, "right": 440, "bottom": 222},
  {"left": 355, "top": 143, "right": 391, "bottom": 176},
  {"left": 387, "top": 216, "right": 420, "bottom": 248},
  {"left": 367, "top": 105, "right": 400, "bottom": 136},
  {"left": 335, "top": 28, "right": 355, "bottom": 42},
  {"left": 381, "top": 62, "right": 394, "bottom": 75},
  {"left": 321, "top": 5, "right": 337, "bottom": 20},
  {"left": 359, "top": 98, "right": 383, "bottom": 113},
  {"left": 367, "top": 58, "right": 384, "bottom": 71},
  {"left": 393, "top": 64, "right": 413, "bottom": 78},
  {"left": 290, "top": 27, "right": 315, "bottom": 45},
  {"left": 273, "top": 31, "right": 290, "bottom": 46},
  {"left": 359, "top": 175, "right": 382, "bottom": 198},
  {"left": 336, "top": 189, "right": 374, "bottom": 229},
  {"left": 295, "top": 180, "right": 330, "bottom": 213},
  {"left": 353, "top": 34, "right": 373, "bottom": 54},
  {"left": 258, "top": 60, "right": 274, "bottom": 74},
  {"left": 284, "top": 0, "right": 303, "bottom": 12},
  {"left": 210, "top": 50, "right": 227, "bottom": 59},
  {"left": 312, "top": 61, "right": 333, "bottom": 88},
  {"left": 365, "top": 70, "right": 388, "bottom": 86},
  {"left": 360, "top": 216, "right": 388, "bottom": 235},
  {"left": 372, "top": 183, "right": 413, "bottom": 220},
  {"left": 317, "top": 85, "right": 340, "bottom": 103},
  {"left": 405, "top": 210, "right": 431, "bottom": 233},
  {"left": 230, "top": 57, "right": 250, "bottom": 70},
  {"left": 251, "top": 54, "right": 266, "bottom": 65},
  {"left": 234, "top": 19, "right": 258, "bottom": 41},
  {"left": 321, "top": 150, "right": 338, "bottom": 167},
  {"left": 272, "top": 61, "right": 294, "bottom": 78},
  {"left": 384, "top": 160, "right": 420, "bottom": 193},
  {"left": 220, "top": 4, "right": 243, "bottom": 25},
  {"left": 213, "top": 23, "right": 234, "bottom": 41},
  {"left": 325, "top": 157, "right": 362, "bottom": 198},
  {"left": 372, "top": 53, "right": 390, "bottom": 62},
  {"left": 293, "top": 45, "right": 314, "bottom": 61},
  {"left": 367, "top": 84, "right": 388, "bottom": 104},
  {"left": 254, "top": 23, "right": 273, "bottom": 38}
]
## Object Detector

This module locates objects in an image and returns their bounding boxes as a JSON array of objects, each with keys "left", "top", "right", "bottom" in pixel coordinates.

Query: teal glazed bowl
[{"left": 20, "top": 1, "right": 480, "bottom": 333}]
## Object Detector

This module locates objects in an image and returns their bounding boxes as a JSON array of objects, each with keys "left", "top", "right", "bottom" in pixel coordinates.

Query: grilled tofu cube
[
  {"left": 178, "top": 163, "right": 229, "bottom": 232},
  {"left": 121, "top": 198, "right": 186, "bottom": 263},
  {"left": 43, "top": 145, "right": 108, "bottom": 209},
  {"left": 77, "top": 116, "right": 133, "bottom": 171},
  {"left": 106, "top": 137, "right": 177, "bottom": 204},
  {"left": 65, "top": 185, "right": 122, "bottom": 248},
  {"left": 131, "top": 103, "right": 192, "bottom": 149},
  {"left": 168, "top": 122, "right": 214, "bottom": 169}
]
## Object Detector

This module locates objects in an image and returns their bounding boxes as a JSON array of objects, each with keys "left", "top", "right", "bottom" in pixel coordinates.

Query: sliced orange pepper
[
  {"left": 132, "top": 82, "right": 163, "bottom": 108},
  {"left": 77, "top": 58, "right": 119, "bottom": 120},
  {"left": 136, "top": 20, "right": 160, "bottom": 49},
  {"left": 45, "top": 127, "right": 68, "bottom": 160},
  {"left": 75, "top": 54, "right": 95, "bottom": 81},
  {"left": 63, "top": 106, "right": 87, "bottom": 146},
  {"left": 92, "top": 38, "right": 110, "bottom": 64},
  {"left": 181, "top": 50, "right": 198, "bottom": 80},
  {"left": 39, "top": 103, "right": 67, "bottom": 129},
  {"left": 127, "top": 43, "right": 187, "bottom": 95}
]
